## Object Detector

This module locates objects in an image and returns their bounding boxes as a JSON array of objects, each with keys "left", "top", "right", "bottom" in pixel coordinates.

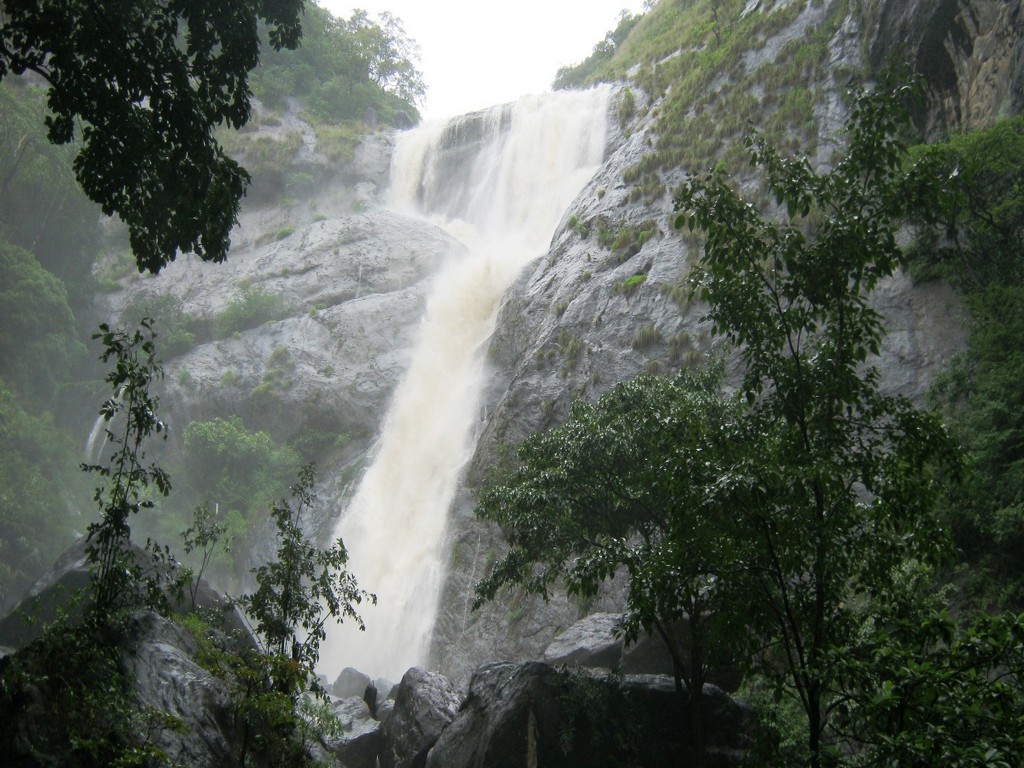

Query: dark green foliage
[
  {"left": 181, "top": 611, "right": 335, "bottom": 767},
  {"left": 904, "top": 118, "right": 1024, "bottom": 605},
  {"left": 0, "top": 238, "right": 85, "bottom": 402},
  {"left": 835, "top": 579, "right": 1024, "bottom": 768},
  {"left": 0, "top": 320, "right": 189, "bottom": 767},
  {"left": 180, "top": 416, "right": 300, "bottom": 508},
  {"left": 0, "top": 611, "right": 178, "bottom": 768},
  {"left": 0, "top": 220, "right": 124, "bottom": 608},
  {"left": 176, "top": 415, "right": 301, "bottom": 568},
  {"left": 558, "top": 670, "right": 647, "bottom": 767},
  {"left": 0, "top": 0, "right": 305, "bottom": 273},
  {"left": 0, "top": 380, "right": 85, "bottom": 609},
  {"left": 0, "top": 80, "right": 101, "bottom": 303},
  {"left": 179, "top": 485, "right": 361, "bottom": 768},
  {"left": 905, "top": 117, "right": 1024, "bottom": 289},
  {"left": 936, "top": 286, "right": 1024, "bottom": 603},
  {"left": 675, "top": 81, "right": 963, "bottom": 767},
  {"left": 81, "top": 320, "right": 173, "bottom": 617}
]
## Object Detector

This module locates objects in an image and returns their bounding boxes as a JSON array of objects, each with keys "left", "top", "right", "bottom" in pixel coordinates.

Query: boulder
[
  {"left": 379, "top": 667, "right": 462, "bottom": 768},
  {"left": 120, "top": 611, "right": 243, "bottom": 766},
  {"left": 321, "top": 696, "right": 381, "bottom": 768},
  {"left": 377, "top": 697, "right": 396, "bottom": 725},
  {"left": 376, "top": 676, "right": 398, "bottom": 699},
  {"left": 424, "top": 661, "right": 564, "bottom": 768},
  {"left": 332, "top": 666, "right": 372, "bottom": 700},
  {"left": 0, "top": 537, "right": 93, "bottom": 649},
  {"left": 0, "top": 537, "right": 249, "bottom": 653},
  {"left": 363, "top": 676, "right": 396, "bottom": 718},
  {"left": 618, "top": 674, "right": 756, "bottom": 768},
  {"left": 425, "top": 661, "right": 755, "bottom": 768},
  {"left": 543, "top": 612, "right": 623, "bottom": 670}
]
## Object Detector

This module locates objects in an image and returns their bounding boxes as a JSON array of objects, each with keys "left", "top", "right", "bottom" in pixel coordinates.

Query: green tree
[
  {"left": 253, "top": 4, "right": 424, "bottom": 124},
  {"left": 82, "top": 319, "right": 172, "bottom": 616},
  {"left": 0, "top": 319, "right": 183, "bottom": 767},
  {"left": 475, "top": 367, "right": 747, "bottom": 767},
  {"left": 674, "top": 81, "right": 961, "bottom": 767},
  {"left": 905, "top": 116, "right": 1024, "bottom": 290},
  {"left": 905, "top": 117, "right": 1024, "bottom": 604},
  {"left": 553, "top": 10, "right": 642, "bottom": 91},
  {"left": 0, "top": 237, "right": 85, "bottom": 403},
  {"left": 180, "top": 501, "right": 231, "bottom": 611},
  {"left": 834, "top": 569, "right": 1024, "bottom": 767},
  {"left": 237, "top": 464, "right": 374, "bottom": 684},
  {"left": 0, "top": 0, "right": 304, "bottom": 273},
  {"left": 0, "top": 80, "right": 101, "bottom": 301},
  {"left": 0, "top": 380, "right": 85, "bottom": 610},
  {"left": 180, "top": 416, "right": 300, "bottom": 522},
  {"left": 183, "top": 466, "right": 369, "bottom": 767}
]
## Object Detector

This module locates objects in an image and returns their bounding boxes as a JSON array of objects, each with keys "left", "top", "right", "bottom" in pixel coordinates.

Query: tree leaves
[
  {"left": 0, "top": 0, "right": 304, "bottom": 272},
  {"left": 674, "top": 80, "right": 965, "bottom": 765}
]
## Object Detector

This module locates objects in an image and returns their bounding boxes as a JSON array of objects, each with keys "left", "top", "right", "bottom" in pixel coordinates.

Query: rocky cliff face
[
  {"left": 428, "top": 0, "right": 979, "bottom": 685},
  {"left": 95, "top": 119, "right": 465, "bottom": 548},
  {"left": 867, "top": 0, "right": 1023, "bottom": 134},
  {"left": 92, "top": 0, "right": 1017, "bottom": 688}
]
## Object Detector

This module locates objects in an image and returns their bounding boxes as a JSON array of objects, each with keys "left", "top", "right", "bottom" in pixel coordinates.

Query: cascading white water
[
  {"left": 318, "top": 87, "right": 611, "bottom": 683},
  {"left": 85, "top": 413, "right": 107, "bottom": 465}
]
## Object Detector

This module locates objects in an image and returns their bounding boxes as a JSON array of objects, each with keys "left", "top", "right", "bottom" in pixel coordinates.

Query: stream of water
[{"left": 318, "top": 86, "right": 611, "bottom": 684}]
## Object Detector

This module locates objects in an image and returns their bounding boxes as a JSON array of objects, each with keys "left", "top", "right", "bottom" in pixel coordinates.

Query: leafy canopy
[
  {"left": 0, "top": 0, "right": 304, "bottom": 273},
  {"left": 253, "top": 4, "right": 425, "bottom": 124},
  {"left": 676, "top": 79, "right": 962, "bottom": 767},
  {"left": 905, "top": 117, "right": 1024, "bottom": 604}
]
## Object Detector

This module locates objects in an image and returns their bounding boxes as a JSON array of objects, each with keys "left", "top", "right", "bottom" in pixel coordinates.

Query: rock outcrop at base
[
  {"left": 379, "top": 667, "right": 462, "bottom": 768},
  {"left": 425, "top": 661, "right": 756, "bottom": 768}
]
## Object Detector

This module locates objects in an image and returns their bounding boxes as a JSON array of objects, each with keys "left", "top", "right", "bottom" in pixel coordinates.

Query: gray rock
[
  {"left": 867, "top": 0, "right": 1024, "bottom": 134},
  {"left": 543, "top": 612, "right": 623, "bottom": 670},
  {"left": 322, "top": 696, "right": 382, "bottom": 768},
  {"left": 617, "top": 673, "right": 756, "bottom": 768},
  {"left": 120, "top": 611, "right": 242, "bottom": 766},
  {"left": 0, "top": 537, "right": 92, "bottom": 649},
  {"left": 376, "top": 697, "right": 396, "bottom": 725},
  {"left": 332, "top": 666, "right": 372, "bottom": 700},
  {"left": 376, "top": 676, "right": 398, "bottom": 700},
  {"left": 0, "top": 537, "right": 249, "bottom": 652},
  {"left": 379, "top": 667, "right": 462, "bottom": 768},
  {"left": 424, "top": 661, "right": 754, "bottom": 768},
  {"left": 424, "top": 661, "right": 565, "bottom": 768}
]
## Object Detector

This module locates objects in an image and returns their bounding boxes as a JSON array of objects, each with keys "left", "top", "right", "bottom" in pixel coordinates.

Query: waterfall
[
  {"left": 318, "top": 86, "right": 611, "bottom": 684},
  {"left": 85, "top": 413, "right": 108, "bottom": 465}
]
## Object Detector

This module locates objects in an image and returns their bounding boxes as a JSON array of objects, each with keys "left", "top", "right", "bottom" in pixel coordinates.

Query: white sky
[{"left": 318, "top": 0, "right": 649, "bottom": 121}]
